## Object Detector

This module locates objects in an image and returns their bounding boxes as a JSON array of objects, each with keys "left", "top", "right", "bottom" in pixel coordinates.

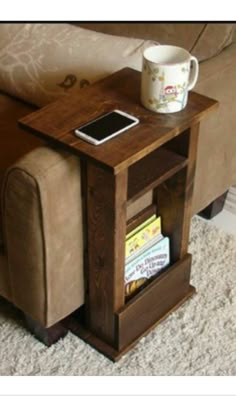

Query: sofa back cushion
[
  {"left": 80, "top": 23, "right": 205, "bottom": 52},
  {"left": 0, "top": 23, "right": 156, "bottom": 107},
  {"left": 191, "top": 23, "right": 235, "bottom": 61},
  {"left": 79, "top": 23, "right": 236, "bottom": 62}
]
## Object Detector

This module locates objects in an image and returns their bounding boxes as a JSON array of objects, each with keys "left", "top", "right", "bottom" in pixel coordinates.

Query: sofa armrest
[{"left": 1, "top": 146, "right": 84, "bottom": 326}]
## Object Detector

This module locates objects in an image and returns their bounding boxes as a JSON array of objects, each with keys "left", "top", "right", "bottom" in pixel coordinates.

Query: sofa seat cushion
[
  {"left": 0, "top": 92, "right": 41, "bottom": 246},
  {"left": 0, "top": 23, "right": 155, "bottom": 107}
]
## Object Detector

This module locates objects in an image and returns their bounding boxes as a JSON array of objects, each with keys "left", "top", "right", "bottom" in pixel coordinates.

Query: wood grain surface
[
  {"left": 116, "top": 254, "right": 192, "bottom": 350},
  {"left": 127, "top": 147, "right": 188, "bottom": 203},
  {"left": 85, "top": 162, "right": 127, "bottom": 346},
  {"left": 19, "top": 67, "right": 218, "bottom": 173}
]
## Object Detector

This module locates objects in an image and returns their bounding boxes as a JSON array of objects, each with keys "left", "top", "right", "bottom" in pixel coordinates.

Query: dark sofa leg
[
  {"left": 25, "top": 315, "right": 68, "bottom": 346},
  {"left": 198, "top": 191, "right": 228, "bottom": 220}
]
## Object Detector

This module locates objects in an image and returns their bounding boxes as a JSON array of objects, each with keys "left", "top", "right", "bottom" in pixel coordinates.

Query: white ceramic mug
[{"left": 141, "top": 45, "right": 199, "bottom": 113}]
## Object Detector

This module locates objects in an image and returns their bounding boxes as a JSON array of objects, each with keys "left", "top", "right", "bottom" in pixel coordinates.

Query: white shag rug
[{"left": 0, "top": 216, "right": 236, "bottom": 376}]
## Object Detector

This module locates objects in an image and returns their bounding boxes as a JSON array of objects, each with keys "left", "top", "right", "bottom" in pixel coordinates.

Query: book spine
[
  {"left": 125, "top": 216, "right": 161, "bottom": 259},
  {"left": 125, "top": 237, "right": 170, "bottom": 284},
  {"left": 126, "top": 214, "right": 156, "bottom": 240}
]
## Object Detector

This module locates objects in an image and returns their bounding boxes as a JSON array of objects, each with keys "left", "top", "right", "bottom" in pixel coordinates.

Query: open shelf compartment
[{"left": 127, "top": 147, "right": 188, "bottom": 204}]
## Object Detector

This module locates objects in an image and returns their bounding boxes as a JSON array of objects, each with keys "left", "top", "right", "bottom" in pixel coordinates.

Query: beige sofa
[{"left": 0, "top": 23, "right": 236, "bottom": 344}]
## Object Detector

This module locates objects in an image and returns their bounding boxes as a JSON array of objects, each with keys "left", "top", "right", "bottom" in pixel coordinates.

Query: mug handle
[{"left": 188, "top": 56, "right": 199, "bottom": 91}]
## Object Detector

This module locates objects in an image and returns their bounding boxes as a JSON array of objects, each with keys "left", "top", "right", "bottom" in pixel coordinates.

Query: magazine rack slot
[
  {"left": 116, "top": 254, "right": 193, "bottom": 351},
  {"left": 127, "top": 148, "right": 188, "bottom": 204}
]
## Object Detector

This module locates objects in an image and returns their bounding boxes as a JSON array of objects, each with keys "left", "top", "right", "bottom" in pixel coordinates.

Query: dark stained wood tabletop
[{"left": 19, "top": 67, "right": 218, "bottom": 173}]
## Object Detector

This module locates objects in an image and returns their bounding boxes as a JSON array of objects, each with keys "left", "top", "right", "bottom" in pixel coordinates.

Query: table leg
[{"left": 85, "top": 162, "right": 128, "bottom": 347}]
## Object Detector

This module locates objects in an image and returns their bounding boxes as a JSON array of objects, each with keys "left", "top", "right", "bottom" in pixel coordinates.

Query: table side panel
[{"left": 86, "top": 162, "right": 127, "bottom": 346}]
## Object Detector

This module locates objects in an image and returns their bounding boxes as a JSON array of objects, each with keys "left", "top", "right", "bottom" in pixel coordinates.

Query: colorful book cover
[
  {"left": 126, "top": 214, "right": 156, "bottom": 241},
  {"left": 125, "top": 216, "right": 161, "bottom": 259},
  {"left": 126, "top": 234, "right": 163, "bottom": 265},
  {"left": 125, "top": 236, "right": 170, "bottom": 284}
]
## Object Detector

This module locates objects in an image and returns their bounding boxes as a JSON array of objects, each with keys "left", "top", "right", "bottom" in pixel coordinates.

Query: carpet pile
[{"left": 0, "top": 216, "right": 236, "bottom": 375}]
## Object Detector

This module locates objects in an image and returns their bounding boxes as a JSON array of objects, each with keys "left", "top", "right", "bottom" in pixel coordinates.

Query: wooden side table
[{"left": 19, "top": 68, "right": 218, "bottom": 361}]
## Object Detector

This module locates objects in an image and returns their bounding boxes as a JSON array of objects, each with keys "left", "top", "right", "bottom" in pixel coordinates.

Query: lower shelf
[{"left": 65, "top": 254, "right": 195, "bottom": 362}]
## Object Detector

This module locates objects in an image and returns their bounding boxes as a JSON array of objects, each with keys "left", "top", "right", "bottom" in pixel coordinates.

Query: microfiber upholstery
[
  {"left": 2, "top": 147, "right": 84, "bottom": 326},
  {"left": 79, "top": 23, "right": 235, "bottom": 62},
  {"left": 0, "top": 23, "right": 156, "bottom": 107},
  {"left": 0, "top": 93, "right": 40, "bottom": 249}
]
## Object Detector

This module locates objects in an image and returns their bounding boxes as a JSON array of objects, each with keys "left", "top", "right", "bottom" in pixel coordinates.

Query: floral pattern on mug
[
  {"left": 144, "top": 62, "right": 160, "bottom": 81},
  {"left": 148, "top": 80, "right": 188, "bottom": 112}
]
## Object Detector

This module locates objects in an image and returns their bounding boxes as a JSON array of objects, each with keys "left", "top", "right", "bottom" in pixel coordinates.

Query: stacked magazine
[{"left": 125, "top": 214, "right": 170, "bottom": 297}]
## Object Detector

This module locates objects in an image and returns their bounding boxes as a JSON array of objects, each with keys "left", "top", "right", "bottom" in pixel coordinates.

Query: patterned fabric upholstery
[{"left": 0, "top": 23, "right": 156, "bottom": 107}]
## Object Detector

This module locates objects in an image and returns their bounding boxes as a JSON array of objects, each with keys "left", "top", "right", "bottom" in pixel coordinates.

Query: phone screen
[{"left": 77, "top": 111, "right": 136, "bottom": 141}]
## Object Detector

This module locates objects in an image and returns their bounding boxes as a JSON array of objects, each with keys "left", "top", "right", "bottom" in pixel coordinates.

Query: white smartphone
[{"left": 74, "top": 109, "right": 139, "bottom": 146}]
